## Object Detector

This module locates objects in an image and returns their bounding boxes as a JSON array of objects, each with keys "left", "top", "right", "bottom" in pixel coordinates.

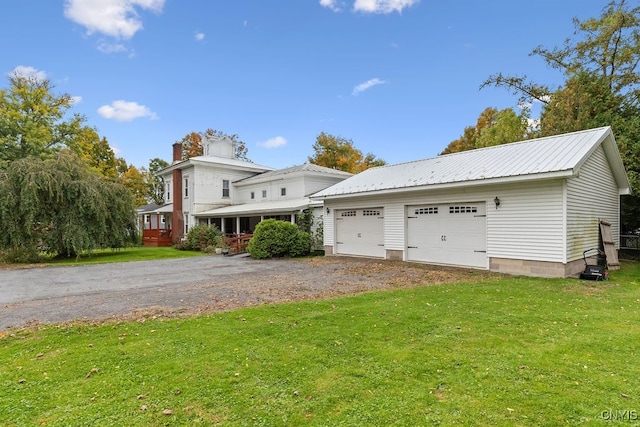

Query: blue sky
[{"left": 1, "top": 0, "right": 608, "bottom": 170}]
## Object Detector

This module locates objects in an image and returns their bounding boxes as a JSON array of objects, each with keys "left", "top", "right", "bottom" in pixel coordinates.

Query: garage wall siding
[
  {"left": 486, "top": 181, "right": 565, "bottom": 262},
  {"left": 566, "top": 145, "right": 620, "bottom": 261}
]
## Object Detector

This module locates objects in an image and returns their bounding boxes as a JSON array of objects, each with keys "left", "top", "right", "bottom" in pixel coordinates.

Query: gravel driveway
[{"left": 0, "top": 255, "right": 486, "bottom": 330}]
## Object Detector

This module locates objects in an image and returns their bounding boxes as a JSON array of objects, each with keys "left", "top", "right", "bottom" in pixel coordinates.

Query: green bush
[
  {"left": 247, "top": 219, "right": 311, "bottom": 259},
  {"left": 177, "top": 224, "right": 224, "bottom": 251}
]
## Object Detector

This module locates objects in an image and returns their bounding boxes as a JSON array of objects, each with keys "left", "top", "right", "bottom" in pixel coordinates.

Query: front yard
[{"left": 1, "top": 260, "right": 639, "bottom": 426}]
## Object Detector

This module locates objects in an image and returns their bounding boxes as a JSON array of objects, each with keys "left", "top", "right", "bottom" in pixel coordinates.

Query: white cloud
[
  {"left": 10, "top": 66, "right": 47, "bottom": 81},
  {"left": 352, "top": 78, "right": 386, "bottom": 95},
  {"left": 258, "top": 136, "right": 288, "bottom": 149},
  {"left": 319, "top": 0, "right": 342, "bottom": 12},
  {"left": 97, "top": 100, "right": 158, "bottom": 122},
  {"left": 70, "top": 96, "right": 83, "bottom": 105},
  {"left": 354, "top": 0, "right": 419, "bottom": 13},
  {"left": 321, "top": 0, "right": 418, "bottom": 13},
  {"left": 64, "top": 0, "right": 165, "bottom": 39},
  {"left": 97, "top": 41, "right": 131, "bottom": 54},
  {"left": 194, "top": 32, "right": 205, "bottom": 41}
]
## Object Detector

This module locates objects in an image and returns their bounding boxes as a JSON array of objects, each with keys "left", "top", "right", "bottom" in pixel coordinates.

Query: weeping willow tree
[{"left": 0, "top": 150, "right": 138, "bottom": 260}]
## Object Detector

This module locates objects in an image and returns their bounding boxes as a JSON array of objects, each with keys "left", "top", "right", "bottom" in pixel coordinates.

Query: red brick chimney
[{"left": 172, "top": 143, "right": 184, "bottom": 240}]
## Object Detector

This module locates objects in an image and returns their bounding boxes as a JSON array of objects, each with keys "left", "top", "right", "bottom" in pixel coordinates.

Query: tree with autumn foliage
[
  {"left": 440, "top": 107, "right": 528, "bottom": 154},
  {"left": 308, "top": 132, "right": 386, "bottom": 173},
  {"left": 479, "top": 0, "right": 640, "bottom": 232},
  {"left": 177, "top": 129, "right": 249, "bottom": 161}
]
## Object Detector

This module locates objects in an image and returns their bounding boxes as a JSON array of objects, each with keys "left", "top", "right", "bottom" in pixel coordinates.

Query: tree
[
  {"left": 178, "top": 129, "right": 250, "bottom": 161},
  {"left": 119, "top": 164, "right": 149, "bottom": 207},
  {"left": 308, "top": 132, "right": 386, "bottom": 173},
  {"left": 0, "top": 73, "right": 86, "bottom": 169},
  {"left": 146, "top": 157, "right": 169, "bottom": 205},
  {"left": 70, "top": 127, "right": 121, "bottom": 179},
  {"left": 440, "top": 107, "right": 528, "bottom": 154},
  {"left": 481, "top": 0, "right": 640, "bottom": 232},
  {"left": 0, "top": 150, "right": 138, "bottom": 260}
]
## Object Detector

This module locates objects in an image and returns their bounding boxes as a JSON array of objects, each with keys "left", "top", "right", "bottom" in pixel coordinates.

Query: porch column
[
  {"left": 220, "top": 218, "right": 226, "bottom": 233},
  {"left": 236, "top": 217, "right": 241, "bottom": 234}
]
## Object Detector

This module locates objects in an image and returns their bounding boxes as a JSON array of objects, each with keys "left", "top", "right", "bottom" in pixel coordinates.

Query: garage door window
[
  {"left": 449, "top": 206, "right": 477, "bottom": 214},
  {"left": 341, "top": 210, "right": 357, "bottom": 217},
  {"left": 415, "top": 207, "right": 438, "bottom": 215},
  {"left": 363, "top": 209, "right": 381, "bottom": 216}
]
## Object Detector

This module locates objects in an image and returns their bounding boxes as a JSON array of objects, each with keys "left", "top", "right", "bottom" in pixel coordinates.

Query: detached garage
[{"left": 312, "top": 127, "right": 631, "bottom": 278}]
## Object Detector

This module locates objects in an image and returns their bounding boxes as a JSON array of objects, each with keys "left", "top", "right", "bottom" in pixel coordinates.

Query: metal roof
[
  {"left": 194, "top": 198, "right": 320, "bottom": 217},
  {"left": 312, "top": 127, "right": 630, "bottom": 199},
  {"left": 234, "top": 163, "right": 352, "bottom": 185},
  {"left": 157, "top": 155, "right": 274, "bottom": 176}
]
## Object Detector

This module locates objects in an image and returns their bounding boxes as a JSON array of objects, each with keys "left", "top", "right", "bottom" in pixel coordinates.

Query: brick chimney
[
  {"left": 171, "top": 143, "right": 184, "bottom": 240},
  {"left": 172, "top": 142, "right": 183, "bottom": 163}
]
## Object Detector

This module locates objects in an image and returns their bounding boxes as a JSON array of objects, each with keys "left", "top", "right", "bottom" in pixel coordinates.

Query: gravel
[{"left": 0, "top": 255, "right": 486, "bottom": 330}]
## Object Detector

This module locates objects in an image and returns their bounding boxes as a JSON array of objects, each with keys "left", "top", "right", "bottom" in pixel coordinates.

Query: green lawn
[
  {"left": 1, "top": 261, "right": 639, "bottom": 426},
  {"left": 0, "top": 246, "right": 205, "bottom": 268}
]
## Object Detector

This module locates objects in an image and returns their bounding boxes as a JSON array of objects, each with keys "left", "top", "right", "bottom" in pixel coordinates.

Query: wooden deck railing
[
  {"left": 142, "top": 229, "right": 173, "bottom": 247},
  {"left": 225, "top": 234, "right": 253, "bottom": 253}
]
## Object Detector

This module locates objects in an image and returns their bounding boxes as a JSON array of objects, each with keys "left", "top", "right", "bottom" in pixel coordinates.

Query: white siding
[
  {"left": 324, "top": 181, "right": 568, "bottom": 264},
  {"left": 487, "top": 181, "right": 565, "bottom": 262},
  {"left": 566, "top": 145, "right": 620, "bottom": 261}
]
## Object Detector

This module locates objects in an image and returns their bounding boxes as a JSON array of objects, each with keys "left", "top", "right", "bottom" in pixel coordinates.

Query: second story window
[
  {"left": 184, "top": 177, "right": 189, "bottom": 198},
  {"left": 250, "top": 191, "right": 255, "bottom": 200},
  {"left": 223, "top": 180, "right": 230, "bottom": 197},
  {"left": 165, "top": 182, "right": 170, "bottom": 201},
  {"left": 262, "top": 190, "right": 267, "bottom": 198},
  {"left": 281, "top": 187, "right": 287, "bottom": 196}
]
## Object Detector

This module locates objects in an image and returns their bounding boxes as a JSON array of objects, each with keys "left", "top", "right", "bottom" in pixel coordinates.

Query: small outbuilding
[{"left": 311, "top": 127, "right": 631, "bottom": 278}]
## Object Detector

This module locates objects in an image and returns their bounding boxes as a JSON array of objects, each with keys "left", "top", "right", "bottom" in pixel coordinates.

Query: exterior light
[
  {"left": 494, "top": 196, "right": 501, "bottom": 209},
  {"left": 326, "top": 207, "right": 330, "bottom": 215}
]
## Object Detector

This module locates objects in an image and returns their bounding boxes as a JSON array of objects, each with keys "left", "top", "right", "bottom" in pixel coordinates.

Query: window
[
  {"left": 160, "top": 215, "right": 166, "bottom": 224},
  {"left": 184, "top": 212, "right": 189, "bottom": 234},
  {"left": 262, "top": 190, "right": 267, "bottom": 198},
  {"left": 144, "top": 214, "right": 150, "bottom": 223},
  {"left": 222, "top": 180, "right": 230, "bottom": 197},
  {"left": 250, "top": 191, "right": 255, "bottom": 200},
  {"left": 165, "top": 183, "right": 170, "bottom": 201},
  {"left": 184, "top": 177, "right": 189, "bottom": 198},
  {"left": 415, "top": 207, "right": 438, "bottom": 215},
  {"left": 363, "top": 209, "right": 381, "bottom": 216},
  {"left": 341, "top": 210, "right": 357, "bottom": 217},
  {"left": 281, "top": 187, "right": 287, "bottom": 196},
  {"left": 449, "top": 206, "right": 477, "bottom": 214}
]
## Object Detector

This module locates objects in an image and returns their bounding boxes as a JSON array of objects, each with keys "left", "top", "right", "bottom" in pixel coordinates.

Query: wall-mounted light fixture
[
  {"left": 494, "top": 196, "right": 501, "bottom": 209},
  {"left": 326, "top": 207, "right": 330, "bottom": 215}
]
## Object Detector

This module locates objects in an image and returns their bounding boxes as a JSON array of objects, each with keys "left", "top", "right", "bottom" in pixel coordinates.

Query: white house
[
  {"left": 311, "top": 127, "right": 631, "bottom": 278},
  {"left": 145, "top": 136, "right": 351, "bottom": 245}
]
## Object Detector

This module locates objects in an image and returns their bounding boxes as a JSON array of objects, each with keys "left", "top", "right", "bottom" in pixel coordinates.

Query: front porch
[{"left": 142, "top": 229, "right": 173, "bottom": 247}]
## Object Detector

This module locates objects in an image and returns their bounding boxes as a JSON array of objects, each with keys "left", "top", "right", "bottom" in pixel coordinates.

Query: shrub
[
  {"left": 177, "top": 224, "right": 224, "bottom": 251},
  {"left": 247, "top": 219, "right": 311, "bottom": 259}
]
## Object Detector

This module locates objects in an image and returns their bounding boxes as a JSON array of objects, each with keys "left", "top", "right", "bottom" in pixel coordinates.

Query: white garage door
[
  {"left": 407, "top": 203, "right": 487, "bottom": 268},
  {"left": 336, "top": 208, "right": 385, "bottom": 258}
]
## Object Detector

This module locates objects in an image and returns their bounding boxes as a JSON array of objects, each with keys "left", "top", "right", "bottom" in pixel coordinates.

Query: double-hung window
[{"left": 223, "top": 180, "right": 230, "bottom": 197}]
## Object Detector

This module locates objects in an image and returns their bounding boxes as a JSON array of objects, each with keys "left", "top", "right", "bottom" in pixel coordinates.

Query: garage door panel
[
  {"left": 407, "top": 203, "right": 487, "bottom": 268},
  {"left": 336, "top": 208, "right": 384, "bottom": 258}
]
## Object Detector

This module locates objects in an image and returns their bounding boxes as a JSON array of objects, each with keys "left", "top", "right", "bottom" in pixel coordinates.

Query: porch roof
[{"left": 194, "top": 198, "right": 320, "bottom": 217}]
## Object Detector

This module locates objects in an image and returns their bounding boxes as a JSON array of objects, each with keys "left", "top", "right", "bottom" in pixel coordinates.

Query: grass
[
  {"left": 1, "top": 261, "right": 639, "bottom": 426},
  {"left": 0, "top": 246, "right": 205, "bottom": 268}
]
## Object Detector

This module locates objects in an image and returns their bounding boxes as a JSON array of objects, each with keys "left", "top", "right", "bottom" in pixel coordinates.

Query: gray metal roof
[
  {"left": 312, "top": 127, "right": 630, "bottom": 198},
  {"left": 234, "top": 163, "right": 353, "bottom": 185},
  {"left": 194, "top": 198, "right": 320, "bottom": 216}
]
